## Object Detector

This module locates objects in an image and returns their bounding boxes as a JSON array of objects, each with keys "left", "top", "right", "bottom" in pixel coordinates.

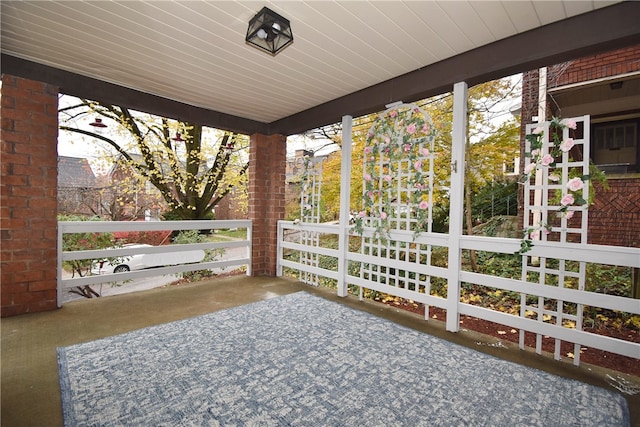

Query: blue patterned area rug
[{"left": 58, "top": 291, "right": 629, "bottom": 426}]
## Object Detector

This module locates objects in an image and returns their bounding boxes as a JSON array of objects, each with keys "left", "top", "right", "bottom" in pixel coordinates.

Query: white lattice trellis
[
  {"left": 298, "top": 155, "right": 325, "bottom": 286},
  {"left": 353, "top": 102, "right": 437, "bottom": 310},
  {"left": 520, "top": 115, "right": 591, "bottom": 365}
]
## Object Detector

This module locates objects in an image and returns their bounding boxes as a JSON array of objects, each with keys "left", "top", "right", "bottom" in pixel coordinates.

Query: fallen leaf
[
  {"left": 497, "top": 330, "right": 507, "bottom": 335},
  {"left": 566, "top": 352, "right": 575, "bottom": 359}
]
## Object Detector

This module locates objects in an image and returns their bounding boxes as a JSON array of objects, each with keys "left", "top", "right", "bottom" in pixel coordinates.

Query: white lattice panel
[
  {"left": 520, "top": 115, "right": 591, "bottom": 365},
  {"left": 355, "top": 103, "right": 438, "bottom": 313},
  {"left": 299, "top": 156, "right": 325, "bottom": 286}
]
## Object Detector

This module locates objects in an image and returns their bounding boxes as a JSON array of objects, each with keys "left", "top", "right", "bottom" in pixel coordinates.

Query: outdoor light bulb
[
  {"left": 271, "top": 22, "right": 281, "bottom": 32},
  {"left": 257, "top": 28, "right": 268, "bottom": 39}
]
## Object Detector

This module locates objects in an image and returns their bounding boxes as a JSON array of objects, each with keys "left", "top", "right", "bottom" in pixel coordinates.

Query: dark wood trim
[
  {"left": 2, "top": 2, "right": 640, "bottom": 136},
  {"left": 0, "top": 54, "right": 269, "bottom": 136},
  {"left": 270, "top": 2, "right": 640, "bottom": 135}
]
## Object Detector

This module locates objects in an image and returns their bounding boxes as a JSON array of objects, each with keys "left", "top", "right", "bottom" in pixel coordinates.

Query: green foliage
[{"left": 470, "top": 180, "right": 518, "bottom": 224}]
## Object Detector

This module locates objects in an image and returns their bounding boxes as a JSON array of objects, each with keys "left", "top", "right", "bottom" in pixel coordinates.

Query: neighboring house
[
  {"left": 285, "top": 149, "right": 313, "bottom": 218},
  {"left": 520, "top": 44, "right": 640, "bottom": 248},
  {"left": 57, "top": 156, "right": 99, "bottom": 216},
  {"left": 106, "top": 153, "right": 167, "bottom": 221}
]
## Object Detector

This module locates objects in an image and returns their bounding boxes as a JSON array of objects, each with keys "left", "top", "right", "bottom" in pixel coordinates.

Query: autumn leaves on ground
[{"left": 376, "top": 294, "right": 640, "bottom": 378}]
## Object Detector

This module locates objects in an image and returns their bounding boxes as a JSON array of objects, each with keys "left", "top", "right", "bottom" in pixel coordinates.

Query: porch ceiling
[{"left": 2, "top": 1, "right": 640, "bottom": 136}]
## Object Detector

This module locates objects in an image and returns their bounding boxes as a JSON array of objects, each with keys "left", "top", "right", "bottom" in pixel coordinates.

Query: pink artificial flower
[
  {"left": 422, "top": 124, "right": 430, "bottom": 133},
  {"left": 403, "top": 144, "right": 411, "bottom": 152},
  {"left": 358, "top": 211, "right": 366, "bottom": 218},
  {"left": 364, "top": 146, "right": 372, "bottom": 154},
  {"left": 541, "top": 154, "right": 554, "bottom": 166},
  {"left": 529, "top": 230, "right": 540, "bottom": 240},
  {"left": 532, "top": 126, "right": 545, "bottom": 135},
  {"left": 421, "top": 148, "right": 430, "bottom": 156},
  {"left": 561, "top": 118, "right": 577, "bottom": 130},
  {"left": 384, "top": 136, "right": 391, "bottom": 144},
  {"left": 564, "top": 211, "right": 575, "bottom": 220},
  {"left": 366, "top": 191, "right": 374, "bottom": 198},
  {"left": 380, "top": 212, "right": 387, "bottom": 220},
  {"left": 559, "top": 138, "right": 575, "bottom": 152},
  {"left": 407, "top": 123, "right": 417, "bottom": 135},
  {"left": 383, "top": 175, "right": 392, "bottom": 183},
  {"left": 548, "top": 174, "right": 560, "bottom": 182},
  {"left": 524, "top": 163, "right": 536, "bottom": 174},
  {"left": 390, "top": 110, "right": 398, "bottom": 118},
  {"left": 566, "top": 177, "right": 584, "bottom": 192},
  {"left": 419, "top": 200, "right": 429, "bottom": 210},
  {"left": 415, "top": 183, "right": 423, "bottom": 189},
  {"left": 560, "top": 193, "right": 575, "bottom": 206},
  {"left": 370, "top": 138, "right": 378, "bottom": 145},
  {"left": 531, "top": 149, "right": 540, "bottom": 157},
  {"left": 414, "top": 160, "right": 422, "bottom": 170}
]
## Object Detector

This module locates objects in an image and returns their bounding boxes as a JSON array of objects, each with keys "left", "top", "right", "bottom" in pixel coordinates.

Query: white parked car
[{"left": 93, "top": 243, "right": 206, "bottom": 274}]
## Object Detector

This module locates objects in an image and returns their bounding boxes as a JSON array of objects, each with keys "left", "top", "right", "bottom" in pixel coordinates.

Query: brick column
[
  {"left": 248, "top": 133, "right": 286, "bottom": 276},
  {"left": 1, "top": 75, "right": 59, "bottom": 316}
]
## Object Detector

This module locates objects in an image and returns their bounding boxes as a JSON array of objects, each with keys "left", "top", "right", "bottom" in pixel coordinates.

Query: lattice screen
[
  {"left": 299, "top": 155, "right": 325, "bottom": 286},
  {"left": 355, "top": 103, "right": 437, "bottom": 307},
  {"left": 520, "top": 115, "right": 591, "bottom": 365}
]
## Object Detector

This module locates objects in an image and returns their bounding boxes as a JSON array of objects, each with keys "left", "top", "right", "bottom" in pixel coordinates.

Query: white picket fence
[
  {"left": 57, "top": 220, "right": 252, "bottom": 307},
  {"left": 276, "top": 97, "right": 640, "bottom": 366},
  {"left": 276, "top": 220, "right": 640, "bottom": 363}
]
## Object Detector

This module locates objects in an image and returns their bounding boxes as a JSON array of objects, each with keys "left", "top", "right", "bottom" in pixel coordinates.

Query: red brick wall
[
  {"left": 589, "top": 179, "right": 640, "bottom": 248},
  {"left": 1, "top": 75, "right": 59, "bottom": 316},
  {"left": 550, "top": 45, "right": 640, "bottom": 88},
  {"left": 248, "top": 133, "right": 286, "bottom": 275}
]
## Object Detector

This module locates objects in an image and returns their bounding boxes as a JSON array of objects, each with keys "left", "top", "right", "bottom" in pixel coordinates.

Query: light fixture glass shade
[{"left": 245, "top": 7, "right": 293, "bottom": 56}]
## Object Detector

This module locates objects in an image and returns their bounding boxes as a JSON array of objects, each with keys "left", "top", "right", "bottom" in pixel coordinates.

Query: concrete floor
[{"left": 2, "top": 275, "right": 638, "bottom": 427}]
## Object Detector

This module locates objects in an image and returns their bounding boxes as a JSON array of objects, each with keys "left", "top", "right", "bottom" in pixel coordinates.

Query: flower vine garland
[
  {"left": 352, "top": 104, "right": 435, "bottom": 241},
  {"left": 517, "top": 117, "right": 590, "bottom": 254}
]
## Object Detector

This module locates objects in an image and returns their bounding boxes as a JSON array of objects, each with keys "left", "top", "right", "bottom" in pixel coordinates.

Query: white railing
[
  {"left": 58, "top": 220, "right": 252, "bottom": 307},
  {"left": 277, "top": 220, "right": 640, "bottom": 363}
]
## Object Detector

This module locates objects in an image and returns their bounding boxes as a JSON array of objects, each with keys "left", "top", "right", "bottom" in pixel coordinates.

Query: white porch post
[
  {"left": 446, "top": 82, "right": 468, "bottom": 332},
  {"left": 337, "top": 115, "right": 353, "bottom": 297}
]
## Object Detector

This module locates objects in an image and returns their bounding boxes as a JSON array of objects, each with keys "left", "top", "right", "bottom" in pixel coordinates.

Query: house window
[{"left": 592, "top": 119, "right": 639, "bottom": 174}]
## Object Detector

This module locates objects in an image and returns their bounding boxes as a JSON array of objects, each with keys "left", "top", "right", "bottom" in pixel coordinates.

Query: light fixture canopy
[
  {"left": 245, "top": 6, "right": 293, "bottom": 56},
  {"left": 89, "top": 117, "right": 107, "bottom": 129},
  {"left": 89, "top": 117, "right": 107, "bottom": 134}
]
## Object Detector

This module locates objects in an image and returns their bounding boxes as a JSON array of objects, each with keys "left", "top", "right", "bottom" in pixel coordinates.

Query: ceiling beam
[
  {"left": 2, "top": 2, "right": 639, "bottom": 137},
  {"left": 0, "top": 54, "right": 270, "bottom": 136}
]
